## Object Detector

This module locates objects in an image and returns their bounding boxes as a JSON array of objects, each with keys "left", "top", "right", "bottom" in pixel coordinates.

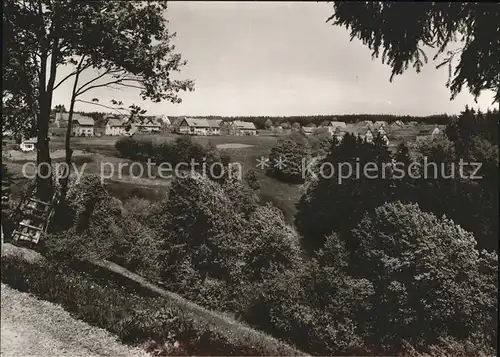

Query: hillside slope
[{"left": 1, "top": 283, "right": 148, "bottom": 357}]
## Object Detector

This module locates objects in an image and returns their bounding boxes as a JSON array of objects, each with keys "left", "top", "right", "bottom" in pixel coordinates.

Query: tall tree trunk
[{"left": 36, "top": 100, "right": 53, "bottom": 201}]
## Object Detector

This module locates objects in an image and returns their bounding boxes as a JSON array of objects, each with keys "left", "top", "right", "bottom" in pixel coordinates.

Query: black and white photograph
[{"left": 1, "top": 1, "right": 499, "bottom": 356}]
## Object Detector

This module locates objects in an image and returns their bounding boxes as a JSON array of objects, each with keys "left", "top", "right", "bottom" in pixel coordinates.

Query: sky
[{"left": 53, "top": 1, "right": 497, "bottom": 117}]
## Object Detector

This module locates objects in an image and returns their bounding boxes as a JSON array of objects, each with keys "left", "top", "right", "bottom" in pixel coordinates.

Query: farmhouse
[
  {"left": 207, "top": 119, "right": 222, "bottom": 135},
  {"left": 178, "top": 118, "right": 222, "bottom": 135},
  {"left": 333, "top": 126, "right": 359, "bottom": 142},
  {"left": 20, "top": 137, "right": 37, "bottom": 152},
  {"left": 73, "top": 116, "right": 95, "bottom": 136},
  {"left": 231, "top": 120, "right": 257, "bottom": 136},
  {"left": 326, "top": 121, "right": 347, "bottom": 136},
  {"left": 135, "top": 116, "right": 162, "bottom": 133},
  {"left": 179, "top": 118, "right": 206, "bottom": 135},
  {"left": 55, "top": 113, "right": 95, "bottom": 136},
  {"left": 372, "top": 123, "right": 388, "bottom": 136},
  {"left": 105, "top": 118, "right": 126, "bottom": 136},
  {"left": 359, "top": 127, "right": 374, "bottom": 143}
]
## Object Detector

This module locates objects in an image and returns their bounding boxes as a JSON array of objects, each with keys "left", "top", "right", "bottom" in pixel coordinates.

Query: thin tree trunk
[
  {"left": 61, "top": 96, "right": 76, "bottom": 198},
  {"left": 61, "top": 57, "right": 86, "bottom": 199}
]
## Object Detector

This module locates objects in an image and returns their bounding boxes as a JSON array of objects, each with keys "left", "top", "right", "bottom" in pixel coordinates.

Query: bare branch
[
  {"left": 75, "top": 99, "right": 130, "bottom": 115},
  {"left": 76, "top": 77, "right": 144, "bottom": 97},
  {"left": 75, "top": 68, "right": 115, "bottom": 95},
  {"left": 53, "top": 61, "right": 92, "bottom": 90}
]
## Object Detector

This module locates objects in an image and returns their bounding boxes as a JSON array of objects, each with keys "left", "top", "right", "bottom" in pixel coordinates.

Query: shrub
[
  {"left": 243, "top": 203, "right": 302, "bottom": 282},
  {"left": 244, "top": 169, "right": 260, "bottom": 191},
  {"left": 268, "top": 132, "right": 311, "bottom": 183},
  {"left": 348, "top": 201, "right": 497, "bottom": 352},
  {"left": 157, "top": 172, "right": 304, "bottom": 315},
  {"left": 241, "top": 255, "right": 373, "bottom": 355}
]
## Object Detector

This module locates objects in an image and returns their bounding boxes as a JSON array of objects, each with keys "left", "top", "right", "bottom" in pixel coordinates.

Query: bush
[
  {"left": 241, "top": 252, "right": 373, "bottom": 355},
  {"left": 268, "top": 132, "right": 311, "bottom": 183},
  {"left": 348, "top": 201, "right": 497, "bottom": 352},
  {"left": 156, "top": 172, "right": 304, "bottom": 315}
]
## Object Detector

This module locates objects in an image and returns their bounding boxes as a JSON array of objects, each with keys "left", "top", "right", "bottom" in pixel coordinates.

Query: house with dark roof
[
  {"left": 135, "top": 116, "right": 162, "bottom": 133},
  {"left": 326, "top": 121, "right": 347, "bottom": 136},
  {"left": 333, "top": 125, "right": 388, "bottom": 145},
  {"left": 105, "top": 118, "right": 126, "bottom": 136},
  {"left": 178, "top": 118, "right": 222, "bottom": 135},
  {"left": 230, "top": 120, "right": 257, "bottom": 136},
  {"left": 55, "top": 112, "right": 95, "bottom": 136}
]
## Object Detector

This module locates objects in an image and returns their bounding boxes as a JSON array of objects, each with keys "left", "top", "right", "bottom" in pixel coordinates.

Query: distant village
[{"left": 9, "top": 110, "right": 445, "bottom": 152}]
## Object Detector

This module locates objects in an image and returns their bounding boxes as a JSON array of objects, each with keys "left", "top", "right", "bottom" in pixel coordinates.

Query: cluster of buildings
[
  {"left": 176, "top": 118, "right": 257, "bottom": 136},
  {"left": 299, "top": 120, "right": 391, "bottom": 145},
  {"left": 299, "top": 120, "right": 444, "bottom": 147},
  {"left": 49, "top": 112, "right": 259, "bottom": 137},
  {"left": 52, "top": 112, "right": 164, "bottom": 137}
]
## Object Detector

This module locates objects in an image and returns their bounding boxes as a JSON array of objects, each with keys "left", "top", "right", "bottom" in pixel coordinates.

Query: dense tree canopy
[{"left": 327, "top": 2, "right": 500, "bottom": 102}]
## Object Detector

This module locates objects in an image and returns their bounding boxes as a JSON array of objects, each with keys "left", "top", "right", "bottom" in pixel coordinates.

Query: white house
[
  {"left": 20, "top": 137, "right": 37, "bottom": 152},
  {"left": 359, "top": 127, "right": 374, "bottom": 143},
  {"left": 55, "top": 112, "right": 94, "bottom": 136},
  {"left": 381, "top": 134, "right": 390, "bottom": 146},
  {"left": 178, "top": 118, "right": 221, "bottom": 135},
  {"left": 72, "top": 116, "right": 95, "bottom": 136},
  {"left": 231, "top": 120, "right": 257, "bottom": 135},
  {"left": 135, "top": 117, "right": 162, "bottom": 133},
  {"left": 105, "top": 118, "right": 125, "bottom": 136},
  {"left": 326, "top": 121, "right": 347, "bottom": 136}
]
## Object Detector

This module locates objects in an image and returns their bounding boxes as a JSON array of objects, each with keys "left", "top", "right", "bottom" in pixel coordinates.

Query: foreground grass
[
  {"left": 1, "top": 246, "right": 305, "bottom": 356},
  {"left": 1, "top": 283, "right": 149, "bottom": 357}
]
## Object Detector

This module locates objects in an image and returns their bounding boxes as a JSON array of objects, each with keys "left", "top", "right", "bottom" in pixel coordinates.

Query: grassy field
[{"left": 3, "top": 133, "right": 302, "bottom": 223}]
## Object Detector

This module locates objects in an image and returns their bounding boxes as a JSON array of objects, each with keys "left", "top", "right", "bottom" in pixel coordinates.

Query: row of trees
[
  {"left": 114, "top": 136, "right": 230, "bottom": 180},
  {"left": 295, "top": 107, "right": 499, "bottom": 254}
]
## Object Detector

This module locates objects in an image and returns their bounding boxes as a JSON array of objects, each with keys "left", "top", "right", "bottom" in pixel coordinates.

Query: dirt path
[{"left": 1, "top": 284, "right": 149, "bottom": 357}]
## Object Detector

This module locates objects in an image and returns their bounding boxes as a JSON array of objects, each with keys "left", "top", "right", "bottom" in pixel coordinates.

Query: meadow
[{"left": 3, "top": 133, "right": 304, "bottom": 223}]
